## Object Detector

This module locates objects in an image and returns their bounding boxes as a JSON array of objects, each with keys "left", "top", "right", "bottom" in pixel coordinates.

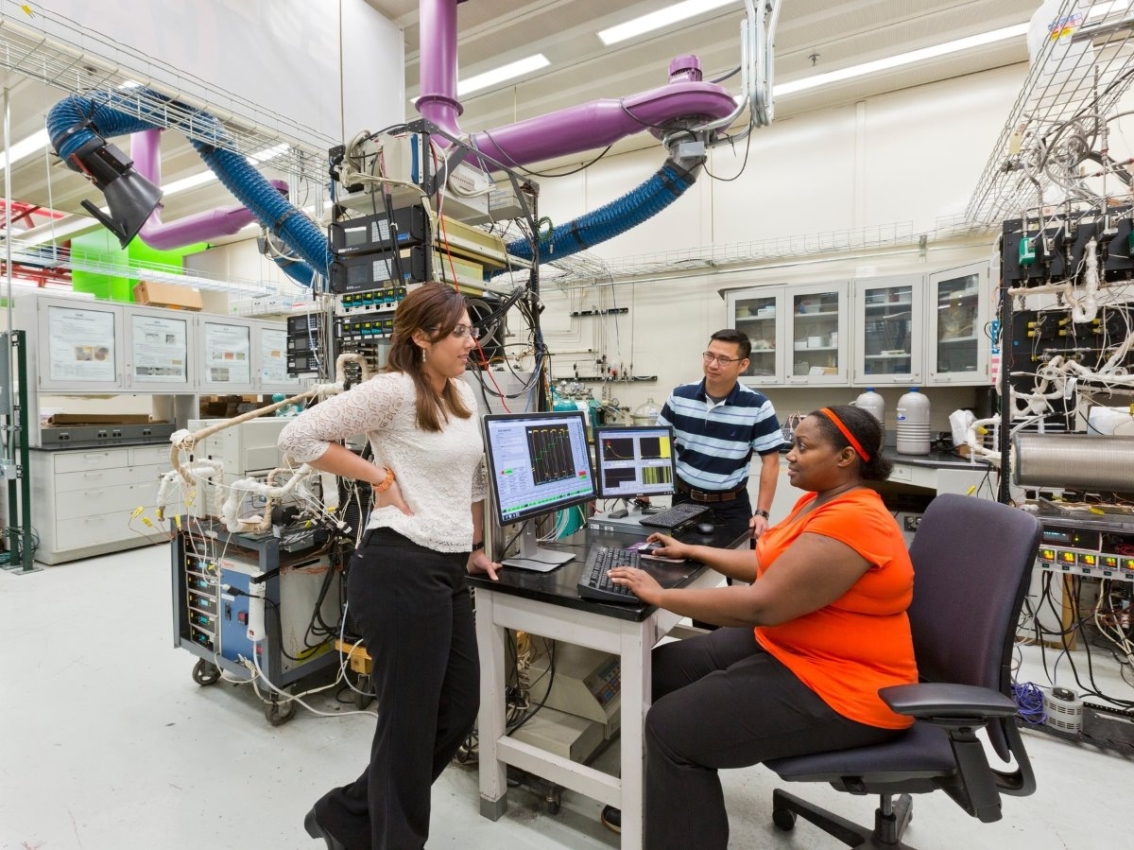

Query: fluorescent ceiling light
[
  {"left": 0, "top": 128, "right": 50, "bottom": 172},
  {"left": 598, "top": 0, "right": 737, "bottom": 46},
  {"left": 773, "top": 23, "right": 1029, "bottom": 97},
  {"left": 248, "top": 142, "right": 289, "bottom": 164},
  {"left": 161, "top": 170, "right": 218, "bottom": 196},
  {"left": 117, "top": 80, "right": 142, "bottom": 90},
  {"left": 15, "top": 214, "right": 101, "bottom": 246},
  {"left": 458, "top": 54, "right": 550, "bottom": 96}
]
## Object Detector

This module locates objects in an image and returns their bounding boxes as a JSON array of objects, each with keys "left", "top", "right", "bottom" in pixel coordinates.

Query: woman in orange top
[{"left": 608, "top": 404, "right": 917, "bottom": 850}]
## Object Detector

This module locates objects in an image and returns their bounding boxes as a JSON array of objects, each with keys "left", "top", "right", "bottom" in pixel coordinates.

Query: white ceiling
[{"left": 0, "top": 0, "right": 1039, "bottom": 248}]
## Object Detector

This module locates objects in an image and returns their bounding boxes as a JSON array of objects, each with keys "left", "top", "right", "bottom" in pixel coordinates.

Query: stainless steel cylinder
[{"left": 1013, "top": 434, "right": 1134, "bottom": 490}]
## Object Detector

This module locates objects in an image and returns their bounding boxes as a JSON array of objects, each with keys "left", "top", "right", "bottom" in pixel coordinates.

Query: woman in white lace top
[{"left": 279, "top": 282, "right": 500, "bottom": 850}]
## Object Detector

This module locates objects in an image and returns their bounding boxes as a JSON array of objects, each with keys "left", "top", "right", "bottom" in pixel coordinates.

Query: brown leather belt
[{"left": 676, "top": 478, "right": 747, "bottom": 503}]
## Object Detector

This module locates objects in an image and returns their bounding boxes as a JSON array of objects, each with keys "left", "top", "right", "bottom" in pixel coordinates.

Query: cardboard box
[{"left": 133, "top": 281, "right": 204, "bottom": 311}]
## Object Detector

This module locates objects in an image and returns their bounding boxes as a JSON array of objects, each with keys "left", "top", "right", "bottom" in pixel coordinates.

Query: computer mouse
[
  {"left": 641, "top": 541, "right": 665, "bottom": 556},
  {"left": 695, "top": 521, "right": 715, "bottom": 535}
]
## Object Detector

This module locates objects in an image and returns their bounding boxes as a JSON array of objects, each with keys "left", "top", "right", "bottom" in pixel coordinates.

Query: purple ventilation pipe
[
  {"left": 415, "top": 1, "right": 737, "bottom": 169},
  {"left": 130, "top": 129, "right": 288, "bottom": 250},
  {"left": 417, "top": 0, "right": 463, "bottom": 139}
]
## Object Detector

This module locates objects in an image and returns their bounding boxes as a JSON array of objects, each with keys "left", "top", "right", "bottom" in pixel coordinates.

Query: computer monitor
[
  {"left": 594, "top": 425, "right": 676, "bottom": 501},
  {"left": 482, "top": 410, "right": 597, "bottom": 570}
]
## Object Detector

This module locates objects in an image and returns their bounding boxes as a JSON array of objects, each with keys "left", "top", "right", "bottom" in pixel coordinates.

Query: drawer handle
[
  {"left": 83, "top": 453, "right": 110, "bottom": 462},
  {"left": 84, "top": 472, "right": 104, "bottom": 479}
]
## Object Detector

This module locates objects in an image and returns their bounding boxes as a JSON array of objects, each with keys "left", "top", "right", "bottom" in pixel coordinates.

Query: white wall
[{"left": 19, "top": 0, "right": 404, "bottom": 145}]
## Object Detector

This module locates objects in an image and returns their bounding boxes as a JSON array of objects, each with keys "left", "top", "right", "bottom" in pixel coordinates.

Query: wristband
[
  {"left": 471, "top": 540, "right": 485, "bottom": 552},
  {"left": 374, "top": 467, "right": 396, "bottom": 493},
  {"left": 754, "top": 509, "right": 770, "bottom": 520}
]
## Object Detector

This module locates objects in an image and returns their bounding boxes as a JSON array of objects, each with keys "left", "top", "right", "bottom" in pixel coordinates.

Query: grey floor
[{"left": 1, "top": 542, "right": 1131, "bottom": 849}]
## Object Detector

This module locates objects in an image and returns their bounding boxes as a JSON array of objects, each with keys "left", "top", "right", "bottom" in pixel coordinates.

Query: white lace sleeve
[
  {"left": 279, "top": 374, "right": 406, "bottom": 463},
  {"left": 471, "top": 455, "right": 487, "bottom": 502}
]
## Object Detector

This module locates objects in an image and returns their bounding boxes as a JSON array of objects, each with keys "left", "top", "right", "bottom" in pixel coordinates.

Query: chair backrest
[{"left": 906, "top": 494, "right": 1042, "bottom": 760}]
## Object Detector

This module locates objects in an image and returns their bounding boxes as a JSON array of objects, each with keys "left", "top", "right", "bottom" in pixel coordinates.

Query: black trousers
[
  {"left": 644, "top": 627, "right": 904, "bottom": 850},
  {"left": 673, "top": 484, "right": 753, "bottom": 542},
  {"left": 314, "top": 529, "right": 478, "bottom": 850}
]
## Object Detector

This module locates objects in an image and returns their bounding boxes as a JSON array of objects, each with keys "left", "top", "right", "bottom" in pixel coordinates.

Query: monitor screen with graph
[
  {"left": 482, "top": 410, "right": 597, "bottom": 570},
  {"left": 593, "top": 425, "right": 676, "bottom": 500},
  {"left": 482, "top": 410, "right": 597, "bottom": 526}
]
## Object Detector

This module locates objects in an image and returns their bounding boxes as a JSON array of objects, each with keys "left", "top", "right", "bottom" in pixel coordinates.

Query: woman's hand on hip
[{"left": 374, "top": 476, "right": 413, "bottom": 516}]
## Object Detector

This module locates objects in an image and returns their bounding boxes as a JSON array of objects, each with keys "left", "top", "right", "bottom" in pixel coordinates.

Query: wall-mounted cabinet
[
  {"left": 16, "top": 296, "right": 302, "bottom": 397},
  {"left": 726, "top": 282, "right": 850, "bottom": 385},
  {"left": 928, "top": 262, "right": 991, "bottom": 384},
  {"left": 852, "top": 275, "right": 923, "bottom": 386},
  {"left": 725, "top": 264, "right": 991, "bottom": 389},
  {"left": 23, "top": 296, "right": 126, "bottom": 394},
  {"left": 729, "top": 290, "right": 783, "bottom": 382},
  {"left": 125, "top": 306, "right": 195, "bottom": 393}
]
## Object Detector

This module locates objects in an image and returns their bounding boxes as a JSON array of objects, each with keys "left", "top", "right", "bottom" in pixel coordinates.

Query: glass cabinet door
[
  {"left": 728, "top": 289, "right": 784, "bottom": 385},
  {"left": 853, "top": 276, "right": 922, "bottom": 385},
  {"left": 786, "top": 282, "right": 849, "bottom": 384},
  {"left": 928, "top": 263, "right": 989, "bottom": 384}
]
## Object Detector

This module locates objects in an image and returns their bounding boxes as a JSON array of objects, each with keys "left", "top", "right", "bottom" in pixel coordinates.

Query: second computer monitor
[{"left": 594, "top": 424, "right": 676, "bottom": 500}]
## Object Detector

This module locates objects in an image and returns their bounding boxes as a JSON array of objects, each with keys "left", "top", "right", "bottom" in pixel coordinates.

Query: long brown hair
[{"left": 385, "top": 282, "right": 474, "bottom": 431}]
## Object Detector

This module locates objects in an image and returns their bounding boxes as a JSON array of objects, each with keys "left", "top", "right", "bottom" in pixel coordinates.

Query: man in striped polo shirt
[{"left": 657, "top": 329, "right": 783, "bottom": 540}]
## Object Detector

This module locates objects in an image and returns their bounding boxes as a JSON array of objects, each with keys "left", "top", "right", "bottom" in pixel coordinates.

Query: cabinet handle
[
  {"left": 83, "top": 472, "right": 103, "bottom": 479},
  {"left": 83, "top": 453, "right": 110, "bottom": 462}
]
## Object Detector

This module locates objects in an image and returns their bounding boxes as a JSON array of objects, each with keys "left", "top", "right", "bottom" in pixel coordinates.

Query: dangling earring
[{"left": 422, "top": 347, "right": 428, "bottom": 363}]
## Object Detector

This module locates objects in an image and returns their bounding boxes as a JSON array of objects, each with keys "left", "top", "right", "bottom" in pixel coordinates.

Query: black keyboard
[
  {"left": 577, "top": 547, "right": 642, "bottom": 604},
  {"left": 638, "top": 502, "right": 709, "bottom": 530}
]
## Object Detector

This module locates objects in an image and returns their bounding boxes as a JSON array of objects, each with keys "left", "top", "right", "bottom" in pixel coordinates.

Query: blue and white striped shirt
[{"left": 656, "top": 380, "right": 782, "bottom": 492}]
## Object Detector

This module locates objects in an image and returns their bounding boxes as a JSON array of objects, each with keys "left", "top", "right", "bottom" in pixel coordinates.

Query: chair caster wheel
[{"left": 772, "top": 808, "right": 797, "bottom": 831}]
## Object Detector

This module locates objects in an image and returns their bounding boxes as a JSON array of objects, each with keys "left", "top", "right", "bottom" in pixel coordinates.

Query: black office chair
[{"left": 764, "top": 494, "right": 1042, "bottom": 849}]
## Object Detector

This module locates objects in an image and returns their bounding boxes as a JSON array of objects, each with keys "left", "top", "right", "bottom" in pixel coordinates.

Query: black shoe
[
  {"left": 304, "top": 807, "right": 346, "bottom": 850},
  {"left": 600, "top": 805, "right": 622, "bottom": 834}
]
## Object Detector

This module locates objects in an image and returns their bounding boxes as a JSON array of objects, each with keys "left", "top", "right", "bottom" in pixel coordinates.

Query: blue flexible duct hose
[
  {"left": 502, "top": 162, "right": 700, "bottom": 269},
  {"left": 47, "top": 92, "right": 330, "bottom": 287}
]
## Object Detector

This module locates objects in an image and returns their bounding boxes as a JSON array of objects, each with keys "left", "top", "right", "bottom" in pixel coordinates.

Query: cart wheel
[
  {"left": 192, "top": 659, "right": 221, "bottom": 686},
  {"left": 772, "top": 807, "right": 797, "bottom": 831},
  {"left": 265, "top": 694, "right": 296, "bottom": 726}
]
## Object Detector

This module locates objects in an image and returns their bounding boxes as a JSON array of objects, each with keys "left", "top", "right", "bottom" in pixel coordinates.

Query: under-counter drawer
[
  {"left": 52, "top": 450, "right": 128, "bottom": 475},
  {"left": 130, "top": 445, "right": 173, "bottom": 467},
  {"left": 55, "top": 482, "right": 154, "bottom": 519},
  {"left": 55, "top": 465, "right": 164, "bottom": 493},
  {"left": 59, "top": 513, "right": 147, "bottom": 550}
]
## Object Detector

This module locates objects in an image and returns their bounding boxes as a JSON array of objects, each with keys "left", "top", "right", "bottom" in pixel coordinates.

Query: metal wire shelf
[
  {"left": 966, "top": 0, "right": 1134, "bottom": 227},
  {"left": 531, "top": 221, "right": 921, "bottom": 287}
]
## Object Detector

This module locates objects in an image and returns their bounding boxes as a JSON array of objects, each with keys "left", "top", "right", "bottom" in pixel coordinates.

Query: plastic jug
[
  {"left": 854, "top": 388, "right": 885, "bottom": 424},
  {"left": 631, "top": 396, "right": 661, "bottom": 426},
  {"left": 895, "top": 388, "right": 931, "bottom": 456}
]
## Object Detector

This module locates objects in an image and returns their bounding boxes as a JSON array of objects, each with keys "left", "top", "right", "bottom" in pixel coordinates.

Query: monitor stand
[{"left": 501, "top": 523, "right": 576, "bottom": 572}]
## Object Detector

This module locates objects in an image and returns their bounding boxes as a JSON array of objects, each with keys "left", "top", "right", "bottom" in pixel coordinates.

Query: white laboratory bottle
[
  {"left": 854, "top": 388, "right": 885, "bottom": 425},
  {"left": 895, "top": 388, "right": 931, "bottom": 456}
]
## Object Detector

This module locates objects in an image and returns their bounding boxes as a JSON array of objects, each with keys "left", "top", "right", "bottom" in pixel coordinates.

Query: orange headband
[{"left": 819, "top": 408, "right": 871, "bottom": 462}]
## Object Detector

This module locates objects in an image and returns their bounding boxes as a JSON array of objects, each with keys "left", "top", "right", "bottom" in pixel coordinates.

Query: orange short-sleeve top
[{"left": 754, "top": 488, "right": 918, "bottom": 729}]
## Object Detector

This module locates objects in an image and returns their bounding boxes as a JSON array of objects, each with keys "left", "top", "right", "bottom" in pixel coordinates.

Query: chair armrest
[{"left": 880, "top": 683, "right": 1018, "bottom": 723}]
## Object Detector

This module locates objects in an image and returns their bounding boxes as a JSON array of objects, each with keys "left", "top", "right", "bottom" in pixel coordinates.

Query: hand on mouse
[{"left": 644, "top": 533, "right": 688, "bottom": 560}]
